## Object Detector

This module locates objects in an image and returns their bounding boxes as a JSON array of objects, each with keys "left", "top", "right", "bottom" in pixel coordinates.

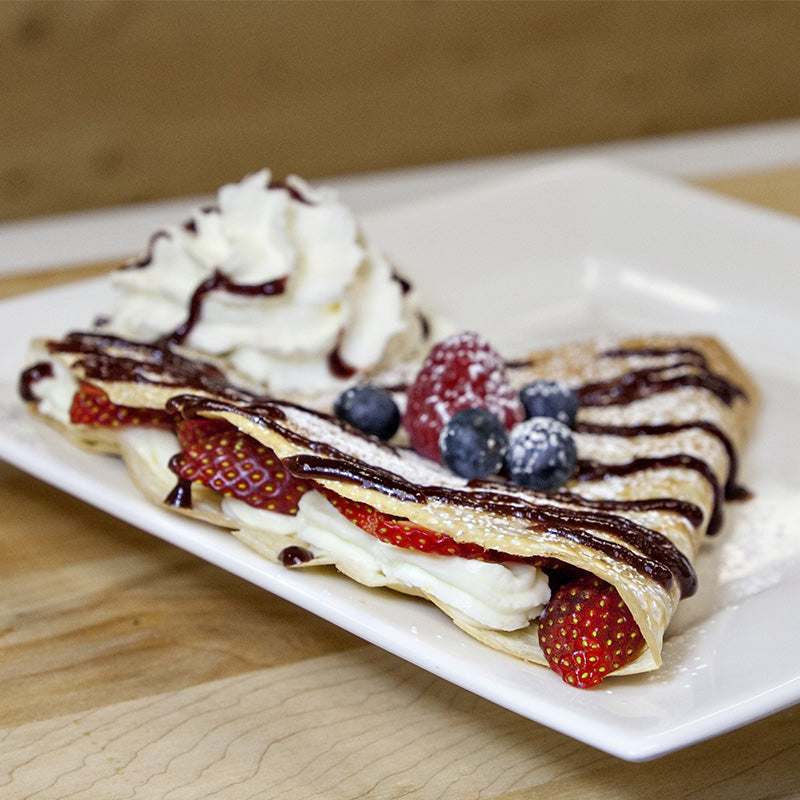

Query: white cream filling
[
  {"left": 222, "top": 495, "right": 302, "bottom": 538},
  {"left": 184, "top": 490, "right": 550, "bottom": 631},
  {"left": 296, "top": 491, "right": 550, "bottom": 631},
  {"left": 116, "top": 427, "right": 180, "bottom": 494}
]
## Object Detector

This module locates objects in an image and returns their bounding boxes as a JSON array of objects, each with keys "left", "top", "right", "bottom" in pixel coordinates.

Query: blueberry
[
  {"left": 333, "top": 385, "right": 400, "bottom": 440},
  {"left": 439, "top": 408, "right": 508, "bottom": 480},
  {"left": 519, "top": 380, "right": 579, "bottom": 427},
  {"left": 506, "top": 417, "right": 577, "bottom": 491}
]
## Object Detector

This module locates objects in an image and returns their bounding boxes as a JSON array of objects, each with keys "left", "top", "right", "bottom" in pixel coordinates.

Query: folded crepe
[
  {"left": 159, "top": 333, "right": 756, "bottom": 677},
  {"left": 19, "top": 330, "right": 755, "bottom": 680}
]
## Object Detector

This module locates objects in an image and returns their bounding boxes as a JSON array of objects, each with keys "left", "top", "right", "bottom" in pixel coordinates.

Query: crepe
[
  {"left": 159, "top": 333, "right": 756, "bottom": 675},
  {"left": 19, "top": 330, "right": 755, "bottom": 678}
]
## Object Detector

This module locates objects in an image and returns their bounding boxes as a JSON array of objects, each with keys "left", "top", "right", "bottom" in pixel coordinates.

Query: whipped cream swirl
[{"left": 98, "top": 170, "right": 429, "bottom": 396}]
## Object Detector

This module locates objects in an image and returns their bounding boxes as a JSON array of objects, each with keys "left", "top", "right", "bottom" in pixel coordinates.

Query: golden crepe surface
[
  {"left": 19, "top": 329, "right": 755, "bottom": 683},
  {"left": 162, "top": 333, "right": 755, "bottom": 677}
]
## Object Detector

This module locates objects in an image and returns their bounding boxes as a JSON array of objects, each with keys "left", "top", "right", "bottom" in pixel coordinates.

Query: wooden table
[{"left": 2, "top": 166, "right": 800, "bottom": 798}]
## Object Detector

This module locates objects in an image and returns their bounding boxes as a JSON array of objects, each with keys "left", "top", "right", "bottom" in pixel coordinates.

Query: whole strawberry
[
  {"left": 404, "top": 331, "right": 524, "bottom": 462},
  {"left": 538, "top": 572, "right": 644, "bottom": 688},
  {"left": 171, "top": 419, "right": 310, "bottom": 514}
]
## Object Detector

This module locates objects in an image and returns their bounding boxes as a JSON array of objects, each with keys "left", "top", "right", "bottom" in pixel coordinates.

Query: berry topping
[
  {"left": 171, "top": 419, "right": 311, "bottom": 514},
  {"left": 439, "top": 407, "right": 508, "bottom": 479},
  {"left": 404, "top": 331, "right": 524, "bottom": 461},
  {"left": 519, "top": 379, "right": 579, "bottom": 426},
  {"left": 333, "top": 384, "right": 400, "bottom": 440},
  {"left": 538, "top": 572, "right": 645, "bottom": 688},
  {"left": 505, "top": 417, "right": 577, "bottom": 491},
  {"left": 70, "top": 382, "right": 174, "bottom": 429}
]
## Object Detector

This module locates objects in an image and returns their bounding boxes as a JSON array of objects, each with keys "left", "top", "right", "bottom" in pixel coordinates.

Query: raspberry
[{"left": 403, "top": 331, "right": 524, "bottom": 462}]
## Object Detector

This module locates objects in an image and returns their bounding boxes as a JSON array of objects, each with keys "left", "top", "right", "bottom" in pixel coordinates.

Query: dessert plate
[{"left": 1, "top": 158, "right": 799, "bottom": 761}]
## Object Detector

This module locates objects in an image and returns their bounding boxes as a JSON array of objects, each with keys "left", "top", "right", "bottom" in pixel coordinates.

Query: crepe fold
[{"left": 159, "top": 334, "right": 756, "bottom": 676}]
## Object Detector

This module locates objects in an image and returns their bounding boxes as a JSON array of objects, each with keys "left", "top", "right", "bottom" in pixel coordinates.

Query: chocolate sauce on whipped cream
[
  {"left": 127, "top": 180, "right": 313, "bottom": 270},
  {"left": 327, "top": 344, "right": 357, "bottom": 380},
  {"left": 164, "top": 270, "right": 288, "bottom": 346}
]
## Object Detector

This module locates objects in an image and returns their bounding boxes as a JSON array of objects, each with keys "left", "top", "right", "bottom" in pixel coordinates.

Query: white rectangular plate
[{"left": 1, "top": 158, "right": 799, "bottom": 761}]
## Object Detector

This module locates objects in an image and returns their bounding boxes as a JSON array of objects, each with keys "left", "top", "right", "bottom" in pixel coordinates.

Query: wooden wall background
[{"left": 2, "top": 0, "right": 800, "bottom": 222}]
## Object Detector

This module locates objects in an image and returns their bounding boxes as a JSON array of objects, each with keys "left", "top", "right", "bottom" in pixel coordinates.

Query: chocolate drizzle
[
  {"left": 165, "top": 473, "right": 193, "bottom": 509},
  {"left": 574, "top": 419, "right": 749, "bottom": 535},
  {"left": 287, "top": 453, "right": 694, "bottom": 596},
  {"left": 125, "top": 177, "right": 313, "bottom": 271},
  {"left": 284, "top": 454, "right": 428, "bottom": 503},
  {"left": 279, "top": 545, "right": 315, "bottom": 566},
  {"left": 391, "top": 269, "right": 413, "bottom": 295},
  {"left": 268, "top": 179, "right": 313, "bottom": 205},
  {"left": 578, "top": 346, "right": 748, "bottom": 408},
  {"left": 125, "top": 229, "right": 172, "bottom": 269},
  {"left": 19, "top": 361, "right": 53, "bottom": 402},
  {"left": 576, "top": 454, "right": 724, "bottom": 537},
  {"left": 164, "top": 269, "right": 288, "bottom": 346},
  {"left": 327, "top": 344, "right": 357, "bottom": 380},
  {"left": 25, "top": 329, "right": 751, "bottom": 607},
  {"left": 42, "top": 331, "right": 253, "bottom": 402}
]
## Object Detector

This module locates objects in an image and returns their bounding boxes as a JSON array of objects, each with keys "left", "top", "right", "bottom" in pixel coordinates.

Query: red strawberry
[
  {"left": 175, "top": 417, "right": 232, "bottom": 451},
  {"left": 404, "top": 331, "right": 523, "bottom": 461},
  {"left": 323, "top": 489, "right": 486, "bottom": 556},
  {"left": 70, "top": 382, "right": 174, "bottom": 429},
  {"left": 171, "top": 419, "right": 310, "bottom": 514},
  {"left": 321, "top": 489, "right": 567, "bottom": 571},
  {"left": 538, "top": 573, "right": 645, "bottom": 688}
]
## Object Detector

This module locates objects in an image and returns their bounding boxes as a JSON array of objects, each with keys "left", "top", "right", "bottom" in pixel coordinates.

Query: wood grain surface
[
  {"left": 2, "top": 167, "right": 800, "bottom": 797},
  {"left": 3, "top": 0, "right": 800, "bottom": 222}
]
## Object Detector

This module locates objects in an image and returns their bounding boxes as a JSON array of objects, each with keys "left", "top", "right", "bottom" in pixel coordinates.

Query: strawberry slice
[
  {"left": 70, "top": 381, "right": 174, "bottom": 428},
  {"left": 171, "top": 419, "right": 310, "bottom": 514},
  {"left": 538, "top": 572, "right": 645, "bottom": 688},
  {"left": 175, "top": 417, "right": 232, "bottom": 451},
  {"left": 323, "top": 489, "right": 487, "bottom": 556},
  {"left": 321, "top": 489, "right": 568, "bottom": 573},
  {"left": 404, "top": 331, "right": 523, "bottom": 462}
]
